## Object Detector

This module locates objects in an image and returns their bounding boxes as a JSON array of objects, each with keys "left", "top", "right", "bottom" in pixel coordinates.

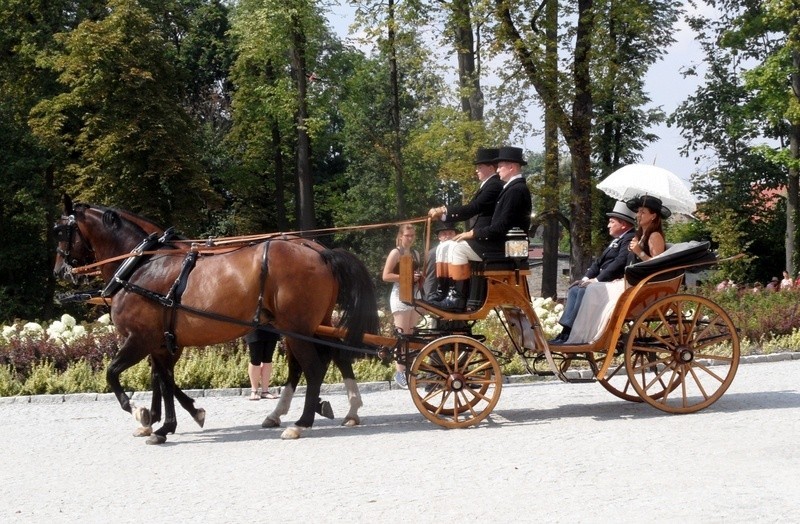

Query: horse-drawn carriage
[
  {"left": 53, "top": 198, "right": 740, "bottom": 441},
  {"left": 319, "top": 235, "right": 739, "bottom": 429}
]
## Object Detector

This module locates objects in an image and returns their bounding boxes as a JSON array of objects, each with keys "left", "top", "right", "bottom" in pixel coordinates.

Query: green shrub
[
  {"left": 0, "top": 364, "right": 21, "bottom": 396},
  {"left": 21, "top": 360, "right": 58, "bottom": 395}
]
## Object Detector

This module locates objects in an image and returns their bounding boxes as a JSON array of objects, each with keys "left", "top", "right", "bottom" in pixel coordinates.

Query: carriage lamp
[{"left": 505, "top": 227, "right": 529, "bottom": 258}]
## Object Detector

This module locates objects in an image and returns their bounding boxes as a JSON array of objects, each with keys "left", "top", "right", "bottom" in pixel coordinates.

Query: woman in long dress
[{"left": 565, "top": 195, "right": 669, "bottom": 344}]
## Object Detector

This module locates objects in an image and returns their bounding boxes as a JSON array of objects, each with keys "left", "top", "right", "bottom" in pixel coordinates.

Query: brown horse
[
  {"left": 53, "top": 198, "right": 379, "bottom": 442},
  {"left": 74, "top": 202, "right": 358, "bottom": 438}
]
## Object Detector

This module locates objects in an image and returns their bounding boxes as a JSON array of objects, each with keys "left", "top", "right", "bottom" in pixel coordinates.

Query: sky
[{"left": 325, "top": 2, "right": 706, "bottom": 188}]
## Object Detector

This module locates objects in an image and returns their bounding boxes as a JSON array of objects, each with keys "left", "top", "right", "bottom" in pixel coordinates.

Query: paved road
[{"left": 1, "top": 356, "right": 799, "bottom": 523}]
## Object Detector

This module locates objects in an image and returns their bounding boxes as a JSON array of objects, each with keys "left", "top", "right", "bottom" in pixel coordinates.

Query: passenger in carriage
[
  {"left": 626, "top": 195, "right": 668, "bottom": 264},
  {"left": 423, "top": 221, "right": 459, "bottom": 300},
  {"left": 428, "top": 146, "right": 532, "bottom": 311},
  {"left": 426, "top": 147, "right": 503, "bottom": 302},
  {"left": 563, "top": 195, "right": 669, "bottom": 345},
  {"left": 549, "top": 200, "right": 637, "bottom": 344}
]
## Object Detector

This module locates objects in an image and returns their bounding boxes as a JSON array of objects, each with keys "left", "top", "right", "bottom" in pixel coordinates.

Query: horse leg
[
  {"left": 132, "top": 363, "right": 159, "bottom": 437},
  {"left": 135, "top": 353, "right": 204, "bottom": 437},
  {"left": 106, "top": 338, "right": 151, "bottom": 431},
  {"left": 333, "top": 351, "right": 362, "bottom": 427},
  {"left": 146, "top": 354, "right": 178, "bottom": 445},
  {"left": 175, "top": 387, "right": 205, "bottom": 428},
  {"left": 262, "top": 347, "right": 334, "bottom": 428},
  {"left": 281, "top": 341, "right": 324, "bottom": 440},
  {"left": 262, "top": 352, "right": 302, "bottom": 428}
]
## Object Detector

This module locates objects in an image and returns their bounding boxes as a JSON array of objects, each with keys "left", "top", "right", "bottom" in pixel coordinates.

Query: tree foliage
[{"left": 669, "top": 0, "right": 796, "bottom": 281}]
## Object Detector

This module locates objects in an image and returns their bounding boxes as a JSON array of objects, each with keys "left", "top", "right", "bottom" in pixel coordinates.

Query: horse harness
[
  {"left": 61, "top": 223, "right": 370, "bottom": 355},
  {"left": 95, "top": 232, "right": 270, "bottom": 354}
]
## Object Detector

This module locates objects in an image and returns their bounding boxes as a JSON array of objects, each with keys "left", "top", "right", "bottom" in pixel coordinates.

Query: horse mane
[{"left": 74, "top": 202, "right": 151, "bottom": 238}]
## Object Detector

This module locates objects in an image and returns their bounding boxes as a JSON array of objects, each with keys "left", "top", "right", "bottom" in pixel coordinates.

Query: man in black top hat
[
  {"left": 430, "top": 146, "right": 532, "bottom": 311},
  {"left": 426, "top": 147, "right": 503, "bottom": 302},
  {"left": 550, "top": 201, "right": 636, "bottom": 344},
  {"left": 428, "top": 147, "right": 503, "bottom": 231}
]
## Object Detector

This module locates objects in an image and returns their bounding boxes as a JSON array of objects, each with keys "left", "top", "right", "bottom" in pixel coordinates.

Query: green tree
[
  {"left": 492, "top": 0, "right": 595, "bottom": 278},
  {"left": 670, "top": 2, "right": 788, "bottom": 281},
  {"left": 0, "top": 0, "right": 107, "bottom": 322},
  {"left": 227, "top": 0, "right": 334, "bottom": 232},
  {"left": 29, "top": 0, "right": 216, "bottom": 231}
]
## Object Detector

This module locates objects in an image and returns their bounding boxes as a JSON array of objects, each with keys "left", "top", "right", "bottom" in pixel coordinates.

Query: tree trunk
[
  {"left": 787, "top": 50, "right": 800, "bottom": 273},
  {"left": 290, "top": 15, "right": 315, "bottom": 231},
  {"left": 452, "top": 0, "right": 484, "bottom": 121},
  {"left": 494, "top": 0, "right": 594, "bottom": 279},
  {"left": 541, "top": 0, "right": 559, "bottom": 299},
  {"left": 568, "top": 0, "right": 595, "bottom": 277},
  {"left": 272, "top": 121, "right": 288, "bottom": 231},
  {"left": 387, "top": 0, "right": 406, "bottom": 218}
]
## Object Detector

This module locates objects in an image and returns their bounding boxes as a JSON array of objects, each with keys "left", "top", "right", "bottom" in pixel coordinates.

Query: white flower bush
[
  {"left": 532, "top": 297, "right": 564, "bottom": 337},
  {"left": 0, "top": 314, "right": 115, "bottom": 348},
  {"left": 21, "top": 322, "right": 45, "bottom": 340}
]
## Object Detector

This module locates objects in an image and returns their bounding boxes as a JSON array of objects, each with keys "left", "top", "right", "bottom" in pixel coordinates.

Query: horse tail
[{"left": 320, "top": 248, "right": 380, "bottom": 348}]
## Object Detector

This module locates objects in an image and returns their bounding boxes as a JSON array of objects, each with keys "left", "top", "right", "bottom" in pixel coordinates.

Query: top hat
[
  {"left": 626, "top": 195, "right": 672, "bottom": 219},
  {"left": 494, "top": 146, "right": 527, "bottom": 166},
  {"left": 473, "top": 147, "right": 499, "bottom": 165},
  {"left": 434, "top": 221, "right": 459, "bottom": 234},
  {"left": 606, "top": 201, "right": 637, "bottom": 225}
]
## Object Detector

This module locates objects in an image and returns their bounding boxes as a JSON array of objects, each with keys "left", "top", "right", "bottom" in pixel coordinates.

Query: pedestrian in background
[{"left": 382, "top": 223, "right": 422, "bottom": 388}]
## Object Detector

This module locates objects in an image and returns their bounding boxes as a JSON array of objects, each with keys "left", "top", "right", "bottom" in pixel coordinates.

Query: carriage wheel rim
[
  {"left": 408, "top": 335, "right": 502, "bottom": 429},
  {"left": 624, "top": 294, "right": 740, "bottom": 414}
]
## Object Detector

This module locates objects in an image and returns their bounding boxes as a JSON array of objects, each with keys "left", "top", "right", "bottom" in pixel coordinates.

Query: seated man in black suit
[
  {"left": 550, "top": 200, "right": 636, "bottom": 343},
  {"left": 426, "top": 147, "right": 503, "bottom": 302},
  {"left": 429, "top": 146, "right": 533, "bottom": 311}
]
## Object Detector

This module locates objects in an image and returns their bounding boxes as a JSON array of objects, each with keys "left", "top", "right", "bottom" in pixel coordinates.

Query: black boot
[
  {"left": 426, "top": 277, "right": 451, "bottom": 302},
  {"left": 465, "top": 275, "right": 487, "bottom": 311},
  {"left": 435, "top": 279, "right": 469, "bottom": 311}
]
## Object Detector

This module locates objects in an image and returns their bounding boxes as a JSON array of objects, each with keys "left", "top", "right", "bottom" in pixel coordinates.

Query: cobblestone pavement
[{"left": 1, "top": 356, "right": 799, "bottom": 523}]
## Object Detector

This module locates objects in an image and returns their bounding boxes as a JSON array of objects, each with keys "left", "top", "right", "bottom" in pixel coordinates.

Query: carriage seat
[
  {"left": 624, "top": 241, "right": 715, "bottom": 286},
  {"left": 472, "top": 252, "right": 530, "bottom": 272}
]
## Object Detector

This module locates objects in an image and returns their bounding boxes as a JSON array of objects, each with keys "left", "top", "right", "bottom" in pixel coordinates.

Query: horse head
[
  {"left": 53, "top": 195, "right": 95, "bottom": 283},
  {"left": 53, "top": 195, "right": 154, "bottom": 282}
]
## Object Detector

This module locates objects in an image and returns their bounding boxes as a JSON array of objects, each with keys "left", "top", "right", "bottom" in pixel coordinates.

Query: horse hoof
[
  {"left": 318, "top": 400, "right": 335, "bottom": 420},
  {"left": 261, "top": 416, "right": 280, "bottom": 428},
  {"left": 133, "top": 426, "right": 153, "bottom": 437},
  {"left": 133, "top": 406, "right": 151, "bottom": 427},
  {"left": 146, "top": 434, "right": 167, "bottom": 445},
  {"left": 342, "top": 416, "right": 360, "bottom": 427},
  {"left": 280, "top": 426, "right": 303, "bottom": 439},
  {"left": 194, "top": 408, "right": 206, "bottom": 428}
]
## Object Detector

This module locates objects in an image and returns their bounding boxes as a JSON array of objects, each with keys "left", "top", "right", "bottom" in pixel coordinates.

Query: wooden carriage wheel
[
  {"left": 591, "top": 350, "right": 644, "bottom": 403},
  {"left": 624, "top": 294, "right": 740, "bottom": 413},
  {"left": 408, "top": 335, "right": 502, "bottom": 429},
  {"left": 588, "top": 328, "right": 677, "bottom": 402}
]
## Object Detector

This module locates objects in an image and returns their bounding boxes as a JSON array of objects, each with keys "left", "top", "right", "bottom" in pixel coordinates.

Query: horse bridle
[{"left": 54, "top": 214, "right": 94, "bottom": 277}]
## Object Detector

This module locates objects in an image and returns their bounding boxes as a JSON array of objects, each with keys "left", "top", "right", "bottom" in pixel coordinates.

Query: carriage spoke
[
  {"left": 409, "top": 335, "right": 502, "bottom": 428},
  {"left": 626, "top": 294, "right": 739, "bottom": 413}
]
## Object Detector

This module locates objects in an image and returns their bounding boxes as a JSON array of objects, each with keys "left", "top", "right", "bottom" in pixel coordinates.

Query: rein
[{"left": 69, "top": 216, "right": 432, "bottom": 276}]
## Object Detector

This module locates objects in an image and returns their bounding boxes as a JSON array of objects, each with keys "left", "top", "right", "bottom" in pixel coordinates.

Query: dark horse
[
  {"left": 75, "top": 203, "right": 358, "bottom": 438},
  {"left": 53, "top": 197, "right": 379, "bottom": 442}
]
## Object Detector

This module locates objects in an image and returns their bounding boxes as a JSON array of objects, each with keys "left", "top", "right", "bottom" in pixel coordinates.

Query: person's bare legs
[
  {"left": 260, "top": 362, "right": 275, "bottom": 398},
  {"left": 248, "top": 363, "right": 261, "bottom": 400},
  {"left": 393, "top": 309, "right": 421, "bottom": 387}
]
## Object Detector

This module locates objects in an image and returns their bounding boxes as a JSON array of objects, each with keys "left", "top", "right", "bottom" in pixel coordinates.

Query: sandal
[
  {"left": 261, "top": 389, "right": 278, "bottom": 400},
  {"left": 249, "top": 390, "right": 260, "bottom": 401}
]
